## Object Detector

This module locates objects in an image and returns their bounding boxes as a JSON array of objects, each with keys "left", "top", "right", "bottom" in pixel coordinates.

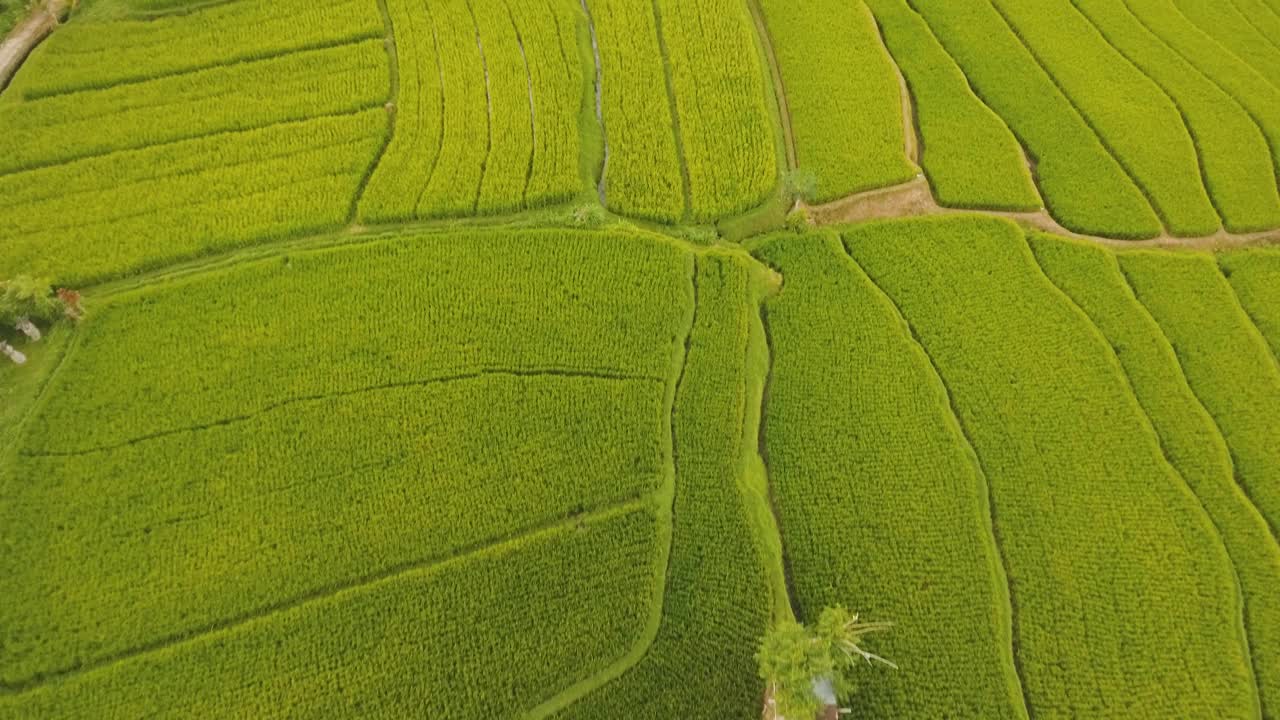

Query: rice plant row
[
  {"left": 1119, "top": 250, "right": 1280, "bottom": 545},
  {"left": 1173, "top": 0, "right": 1280, "bottom": 85},
  {"left": 1031, "top": 235, "right": 1280, "bottom": 719},
  {"left": 2, "top": 0, "right": 383, "bottom": 100},
  {"left": 1071, "top": 0, "right": 1280, "bottom": 233},
  {"left": 361, "top": 0, "right": 582, "bottom": 223},
  {"left": 845, "top": 216, "right": 1255, "bottom": 717},
  {"left": 750, "top": 231, "right": 1027, "bottom": 718},
  {"left": 756, "top": 0, "right": 916, "bottom": 202},
  {"left": 0, "top": 506, "right": 661, "bottom": 718},
  {"left": 864, "top": 0, "right": 1040, "bottom": 211},
  {"left": 0, "top": 39, "right": 388, "bottom": 176},
  {"left": 0, "top": 111, "right": 388, "bottom": 286},
  {"left": 911, "top": 1, "right": 1161, "bottom": 238},
  {"left": 653, "top": 0, "right": 777, "bottom": 221},
  {"left": 1, "top": 229, "right": 699, "bottom": 703},
  {"left": 558, "top": 253, "right": 781, "bottom": 719},
  {"left": 587, "top": 0, "right": 685, "bottom": 222},
  {"left": 1123, "top": 0, "right": 1280, "bottom": 183},
  {"left": 991, "top": 0, "right": 1218, "bottom": 236},
  {"left": 1220, "top": 248, "right": 1280, "bottom": 362}
]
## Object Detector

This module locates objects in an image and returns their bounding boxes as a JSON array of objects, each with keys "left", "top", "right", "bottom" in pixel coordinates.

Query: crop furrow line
[
  {"left": 411, "top": 0, "right": 448, "bottom": 215},
  {"left": 865, "top": 4, "right": 920, "bottom": 169},
  {"left": 753, "top": 297, "right": 801, "bottom": 622},
  {"left": 522, "top": 255, "right": 699, "bottom": 719},
  {"left": 503, "top": 0, "right": 537, "bottom": 208},
  {"left": 903, "top": 0, "right": 1050, "bottom": 210},
  {"left": 986, "top": 0, "right": 1166, "bottom": 237},
  {"left": 1118, "top": 0, "right": 1280, "bottom": 195},
  {"left": 1068, "top": 1, "right": 1227, "bottom": 232},
  {"left": 466, "top": 0, "right": 493, "bottom": 216},
  {"left": 576, "top": 0, "right": 607, "bottom": 204},
  {"left": 0, "top": 493, "right": 654, "bottom": 696},
  {"left": 0, "top": 104, "right": 383, "bottom": 179},
  {"left": 21, "top": 367, "right": 665, "bottom": 458},
  {"left": 743, "top": 0, "right": 795, "bottom": 172},
  {"left": 1224, "top": 0, "right": 1280, "bottom": 56},
  {"left": 20, "top": 31, "right": 385, "bottom": 101},
  {"left": 648, "top": 0, "right": 692, "bottom": 222},
  {"left": 0, "top": 131, "right": 379, "bottom": 215},
  {"left": 1216, "top": 256, "right": 1280, "bottom": 380},
  {"left": 1115, "top": 261, "right": 1280, "bottom": 547},
  {"left": 346, "top": 0, "right": 399, "bottom": 223},
  {"left": 843, "top": 241, "right": 1034, "bottom": 720},
  {"left": 1028, "top": 241, "right": 1262, "bottom": 711}
]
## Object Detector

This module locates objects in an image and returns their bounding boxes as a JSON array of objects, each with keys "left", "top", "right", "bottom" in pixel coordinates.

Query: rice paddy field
[{"left": 1, "top": 0, "right": 1278, "bottom": 717}]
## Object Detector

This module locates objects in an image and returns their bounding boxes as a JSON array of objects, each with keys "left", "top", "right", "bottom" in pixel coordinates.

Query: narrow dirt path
[
  {"left": 746, "top": 0, "right": 797, "bottom": 172},
  {"left": 807, "top": 176, "right": 1280, "bottom": 250},
  {"left": 0, "top": 0, "right": 70, "bottom": 93}
]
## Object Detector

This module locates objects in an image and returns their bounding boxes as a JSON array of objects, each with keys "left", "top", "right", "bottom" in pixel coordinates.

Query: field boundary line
[
  {"left": 864, "top": 3, "right": 919, "bottom": 169},
  {"left": 576, "top": 0, "right": 607, "bottom": 204},
  {"left": 1217, "top": 256, "right": 1280, "bottom": 378},
  {"left": 410, "top": 0, "right": 448, "bottom": 215},
  {"left": 22, "top": 366, "right": 666, "bottom": 458},
  {"left": 1224, "top": 0, "right": 1280, "bottom": 62},
  {"left": 346, "top": 0, "right": 398, "bottom": 221},
  {"left": 743, "top": 0, "right": 795, "bottom": 172},
  {"left": 465, "top": 0, "right": 494, "bottom": 215},
  {"left": 1114, "top": 260, "right": 1280, "bottom": 547},
  {"left": 522, "top": 253, "right": 698, "bottom": 719},
  {"left": 503, "top": 0, "right": 537, "bottom": 206},
  {"left": 0, "top": 494, "right": 656, "bottom": 695},
  {"left": 0, "top": 327, "right": 77, "bottom": 460},
  {"left": 1119, "top": 0, "right": 1280, "bottom": 194},
  {"left": 20, "top": 31, "right": 385, "bottom": 101},
  {"left": 0, "top": 103, "right": 384, "bottom": 180},
  {"left": 1067, "top": 1, "right": 1226, "bottom": 233},
  {"left": 839, "top": 237, "right": 1033, "bottom": 720},
  {"left": 1027, "top": 237, "right": 1263, "bottom": 715},
  {"left": 648, "top": 0, "right": 692, "bottom": 222},
  {"left": 986, "top": 1, "right": 1166, "bottom": 237}
]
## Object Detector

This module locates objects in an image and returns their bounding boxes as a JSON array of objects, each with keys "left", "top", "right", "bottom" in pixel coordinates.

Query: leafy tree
[
  {"left": 0, "top": 277, "right": 82, "bottom": 363},
  {"left": 783, "top": 168, "right": 819, "bottom": 206},
  {"left": 758, "top": 606, "right": 895, "bottom": 719}
]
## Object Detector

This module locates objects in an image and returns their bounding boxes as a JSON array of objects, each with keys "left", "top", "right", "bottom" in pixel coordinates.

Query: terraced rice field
[{"left": 1, "top": 0, "right": 1278, "bottom": 717}]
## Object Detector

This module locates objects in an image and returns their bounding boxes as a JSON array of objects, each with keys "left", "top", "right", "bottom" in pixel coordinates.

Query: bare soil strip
[
  {"left": 0, "top": 0, "right": 70, "bottom": 92},
  {"left": 807, "top": 176, "right": 1280, "bottom": 250}
]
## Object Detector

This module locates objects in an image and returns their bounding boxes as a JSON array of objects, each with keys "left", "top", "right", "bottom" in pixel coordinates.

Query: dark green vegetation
[{"left": 3, "top": 0, "right": 1280, "bottom": 716}]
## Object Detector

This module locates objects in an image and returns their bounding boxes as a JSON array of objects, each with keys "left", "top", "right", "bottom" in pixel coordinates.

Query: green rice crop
[
  {"left": 991, "top": 0, "right": 1219, "bottom": 236},
  {"left": 1072, "top": 0, "right": 1280, "bottom": 233},
  {"left": 1124, "top": 0, "right": 1280, "bottom": 182},
  {"left": 5, "top": 0, "right": 383, "bottom": 100},
  {"left": 748, "top": 230, "right": 1027, "bottom": 718},
  {"left": 510, "top": 0, "right": 585, "bottom": 207},
  {"left": 864, "top": 0, "right": 1040, "bottom": 211},
  {"left": 757, "top": 0, "right": 916, "bottom": 201},
  {"left": 655, "top": 0, "right": 777, "bottom": 220},
  {"left": 1172, "top": 0, "right": 1280, "bottom": 87},
  {"left": 1120, "top": 250, "right": 1280, "bottom": 538},
  {"left": 1219, "top": 248, "right": 1280, "bottom": 361},
  {"left": 1, "top": 229, "right": 695, "bottom": 697},
  {"left": 0, "top": 40, "right": 387, "bottom": 175},
  {"left": 911, "top": 1, "right": 1160, "bottom": 238},
  {"left": 846, "top": 216, "right": 1255, "bottom": 717},
  {"left": 474, "top": 0, "right": 535, "bottom": 214},
  {"left": 588, "top": 0, "right": 685, "bottom": 222},
  {"left": 555, "top": 252, "right": 780, "bottom": 719},
  {"left": 1031, "top": 233, "right": 1280, "bottom": 718},
  {"left": 356, "top": 0, "right": 446, "bottom": 224},
  {"left": 0, "top": 112, "right": 386, "bottom": 285},
  {"left": 414, "top": 0, "right": 489, "bottom": 217},
  {"left": 0, "top": 506, "right": 661, "bottom": 718}
]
